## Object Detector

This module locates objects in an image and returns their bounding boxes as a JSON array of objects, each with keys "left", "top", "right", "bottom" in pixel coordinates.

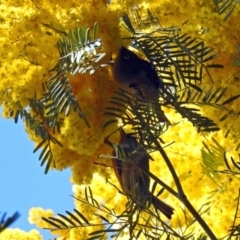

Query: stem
[
  {"left": 158, "top": 142, "right": 185, "bottom": 196},
  {"left": 141, "top": 167, "right": 179, "bottom": 198},
  {"left": 183, "top": 197, "right": 217, "bottom": 240},
  {"left": 148, "top": 131, "right": 217, "bottom": 240}
]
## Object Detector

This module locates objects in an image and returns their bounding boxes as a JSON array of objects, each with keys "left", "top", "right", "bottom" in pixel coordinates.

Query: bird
[
  {"left": 112, "top": 46, "right": 169, "bottom": 123},
  {"left": 111, "top": 128, "right": 174, "bottom": 219}
]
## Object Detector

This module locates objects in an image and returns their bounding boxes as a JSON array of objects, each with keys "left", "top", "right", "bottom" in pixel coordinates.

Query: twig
[{"left": 148, "top": 131, "right": 217, "bottom": 240}]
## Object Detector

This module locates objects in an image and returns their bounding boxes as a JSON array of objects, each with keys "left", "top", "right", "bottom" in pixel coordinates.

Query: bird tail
[{"left": 149, "top": 192, "right": 174, "bottom": 219}]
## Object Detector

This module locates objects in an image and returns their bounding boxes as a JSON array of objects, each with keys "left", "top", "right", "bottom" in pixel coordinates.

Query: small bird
[
  {"left": 112, "top": 128, "right": 174, "bottom": 219},
  {"left": 112, "top": 46, "right": 169, "bottom": 123}
]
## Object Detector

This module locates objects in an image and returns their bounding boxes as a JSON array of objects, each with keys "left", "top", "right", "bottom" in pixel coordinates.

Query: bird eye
[
  {"left": 123, "top": 53, "right": 130, "bottom": 59},
  {"left": 127, "top": 135, "right": 135, "bottom": 142}
]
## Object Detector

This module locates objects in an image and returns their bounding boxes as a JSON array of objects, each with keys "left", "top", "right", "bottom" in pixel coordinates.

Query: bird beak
[
  {"left": 119, "top": 128, "right": 126, "bottom": 137},
  {"left": 119, "top": 46, "right": 124, "bottom": 54}
]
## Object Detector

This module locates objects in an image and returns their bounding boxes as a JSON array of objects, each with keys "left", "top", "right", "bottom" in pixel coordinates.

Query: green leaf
[
  {"left": 93, "top": 213, "right": 110, "bottom": 223},
  {"left": 121, "top": 14, "right": 135, "bottom": 34},
  {"left": 49, "top": 134, "right": 63, "bottom": 147},
  {"left": 215, "top": 87, "right": 227, "bottom": 103},
  {"left": 136, "top": 229, "right": 143, "bottom": 239},
  {"left": 33, "top": 139, "right": 46, "bottom": 153},
  {"left": 39, "top": 144, "right": 49, "bottom": 160},
  {"left": 87, "top": 187, "right": 100, "bottom": 208},
  {"left": 14, "top": 110, "right": 20, "bottom": 123},
  {"left": 202, "top": 53, "right": 218, "bottom": 63},
  {"left": 74, "top": 209, "right": 89, "bottom": 225},
  {"left": 59, "top": 96, "right": 70, "bottom": 114},
  {"left": 56, "top": 91, "right": 67, "bottom": 108},
  {"left": 40, "top": 150, "right": 51, "bottom": 166},
  {"left": 186, "top": 83, "right": 203, "bottom": 92},
  {"left": 207, "top": 87, "right": 223, "bottom": 103},
  {"left": 0, "top": 212, "right": 20, "bottom": 232},
  {"left": 201, "top": 127, "right": 220, "bottom": 132},
  {"left": 223, "top": 152, "right": 231, "bottom": 170},
  {"left": 79, "top": 27, "right": 85, "bottom": 45},
  {"left": 207, "top": 64, "right": 224, "bottom": 68},
  {"left": 65, "top": 103, "right": 71, "bottom": 116},
  {"left": 222, "top": 93, "right": 240, "bottom": 105},
  {"left": 93, "top": 22, "right": 99, "bottom": 40},
  {"left": 41, "top": 22, "right": 67, "bottom": 36},
  {"left": 85, "top": 28, "right": 90, "bottom": 44},
  {"left": 89, "top": 229, "right": 119, "bottom": 236},
  {"left": 44, "top": 155, "right": 53, "bottom": 174},
  {"left": 58, "top": 213, "right": 76, "bottom": 226},
  {"left": 42, "top": 217, "right": 61, "bottom": 229},
  {"left": 87, "top": 186, "right": 94, "bottom": 204},
  {"left": 223, "top": 5, "right": 235, "bottom": 21},
  {"left": 101, "top": 204, "right": 113, "bottom": 214},
  {"left": 202, "top": 88, "right": 212, "bottom": 102},
  {"left": 102, "top": 119, "right": 118, "bottom": 129},
  {"left": 235, "top": 143, "right": 240, "bottom": 151},
  {"left": 48, "top": 216, "right": 68, "bottom": 227},
  {"left": 66, "top": 211, "right": 83, "bottom": 226},
  {"left": 231, "top": 156, "right": 240, "bottom": 170}
]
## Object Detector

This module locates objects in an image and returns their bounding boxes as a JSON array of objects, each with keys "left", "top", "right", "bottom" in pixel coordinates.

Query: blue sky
[{"left": 0, "top": 115, "right": 74, "bottom": 239}]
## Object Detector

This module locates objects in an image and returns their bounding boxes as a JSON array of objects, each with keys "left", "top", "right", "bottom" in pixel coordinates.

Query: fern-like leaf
[
  {"left": 214, "top": 0, "right": 239, "bottom": 20},
  {"left": 0, "top": 212, "right": 20, "bottom": 233}
]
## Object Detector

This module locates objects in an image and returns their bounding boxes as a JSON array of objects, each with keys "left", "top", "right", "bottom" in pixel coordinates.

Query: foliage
[
  {"left": 0, "top": 212, "right": 20, "bottom": 233},
  {"left": 42, "top": 186, "right": 211, "bottom": 239},
  {"left": 214, "top": 0, "right": 240, "bottom": 20},
  {"left": 8, "top": 24, "right": 105, "bottom": 173}
]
